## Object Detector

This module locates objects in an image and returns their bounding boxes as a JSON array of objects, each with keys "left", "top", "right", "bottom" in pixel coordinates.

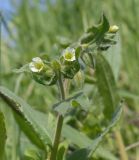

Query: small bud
[
  {"left": 62, "top": 47, "right": 76, "bottom": 62},
  {"left": 29, "top": 57, "right": 44, "bottom": 73},
  {"left": 73, "top": 71, "right": 84, "bottom": 88},
  {"left": 51, "top": 60, "right": 61, "bottom": 71},
  {"left": 108, "top": 25, "right": 119, "bottom": 33}
]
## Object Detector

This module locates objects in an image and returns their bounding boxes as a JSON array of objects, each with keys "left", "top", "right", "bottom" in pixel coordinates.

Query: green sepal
[
  {"left": 61, "top": 61, "right": 80, "bottom": 79},
  {"left": 32, "top": 63, "right": 58, "bottom": 86},
  {"left": 73, "top": 71, "right": 84, "bottom": 88},
  {"left": 75, "top": 46, "right": 82, "bottom": 59},
  {"left": 80, "top": 33, "right": 95, "bottom": 44},
  {"left": 51, "top": 60, "right": 61, "bottom": 72},
  {"left": 81, "top": 53, "right": 95, "bottom": 68},
  {"left": 32, "top": 71, "right": 57, "bottom": 86}
]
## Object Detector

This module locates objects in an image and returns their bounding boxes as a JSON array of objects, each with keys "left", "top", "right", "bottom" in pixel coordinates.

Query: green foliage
[
  {"left": 24, "top": 149, "right": 43, "bottom": 160},
  {"left": 64, "top": 105, "right": 122, "bottom": 159},
  {"left": 96, "top": 53, "right": 119, "bottom": 119},
  {"left": 0, "top": 111, "right": 7, "bottom": 160},
  {"left": 53, "top": 92, "right": 90, "bottom": 115},
  {"left": 1, "top": 0, "right": 139, "bottom": 159},
  {"left": 81, "top": 14, "right": 109, "bottom": 44},
  {"left": 0, "top": 86, "right": 52, "bottom": 150},
  {"left": 62, "top": 125, "right": 118, "bottom": 160}
]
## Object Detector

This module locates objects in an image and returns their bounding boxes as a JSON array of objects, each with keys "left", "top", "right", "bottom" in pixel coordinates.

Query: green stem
[
  {"left": 50, "top": 73, "right": 65, "bottom": 160},
  {"left": 85, "top": 75, "right": 96, "bottom": 84},
  {"left": 88, "top": 53, "right": 95, "bottom": 69}
]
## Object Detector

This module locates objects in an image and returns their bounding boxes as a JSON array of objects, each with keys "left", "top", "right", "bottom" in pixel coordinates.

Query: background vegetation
[{"left": 1, "top": 0, "right": 139, "bottom": 159}]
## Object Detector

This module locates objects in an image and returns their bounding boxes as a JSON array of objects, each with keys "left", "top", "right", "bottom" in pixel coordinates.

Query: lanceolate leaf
[
  {"left": 24, "top": 149, "right": 43, "bottom": 160},
  {"left": 104, "top": 35, "right": 121, "bottom": 81},
  {"left": 88, "top": 105, "right": 122, "bottom": 157},
  {"left": 53, "top": 92, "right": 90, "bottom": 115},
  {"left": 96, "top": 53, "right": 119, "bottom": 119},
  {"left": 53, "top": 92, "right": 83, "bottom": 115},
  {"left": 66, "top": 104, "right": 122, "bottom": 160},
  {"left": 0, "top": 86, "right": 52, "bottom": 150},
  {"left": 67, "top": 148, "right": 89, "bottom": 160},
  {"left": 0, "top": 111, "right": 7, "bottom": 160},
  {"left": 63, "top": 124, "right": 119, "bottom": 160},
  {"left": 63, "top": 125, "right": 118, "bottom": 160}
]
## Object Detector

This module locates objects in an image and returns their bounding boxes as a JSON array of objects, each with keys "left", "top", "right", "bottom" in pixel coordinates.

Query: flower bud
[
  {"left": 73, "top": 71, "right": 84, "bottom": 88},
  {"left": 108, "top": 25, "right": 119, "bottom": 33},
  {"left": 51, "top": 60, "right": 61, "bottom": 71}
]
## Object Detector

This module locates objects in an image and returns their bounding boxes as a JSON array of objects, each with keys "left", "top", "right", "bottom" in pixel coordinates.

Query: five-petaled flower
[
  {"left": 62, "top": 47, "right": 76, "bottom": 62},
  {"left": 29, "top": 57, "right": 44, "bottom": 73}
]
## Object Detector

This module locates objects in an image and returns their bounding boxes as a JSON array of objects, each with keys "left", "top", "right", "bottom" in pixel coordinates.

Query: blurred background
[{"left": 0, "top": 0, "right": 139, "bottom": 159}]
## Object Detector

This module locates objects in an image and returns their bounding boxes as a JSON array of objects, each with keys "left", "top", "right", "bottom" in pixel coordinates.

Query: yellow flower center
[
  {"left": 34, "top": 62, "right": 44, "bottom": 70},
  {"left": 65, "top": 52, "right": 73, "bottom": 60}
]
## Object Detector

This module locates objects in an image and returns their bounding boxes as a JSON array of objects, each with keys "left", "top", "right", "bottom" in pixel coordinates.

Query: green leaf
[
  {"left": 57, "top": 146, "right": 66, "bottom": 160},
  {"left": 53, "top": 92, "right": 89, "bottom": 115},
  {"left": 96, "top": 53, "right": 119, "bottom": 119},
  {"left": 0, "top": 86, "right": 52, "bottom": 150},
  {"left": 53, "top": 92, "right": 82, "bottom": 115},
  {"left": 0, "top": 111, "right": 7, "bottom": 160},
  {"left": 66, "top": 104, "right": 122, "bottom": 159},
  {"left": 80, "top": 33, "right": 95, "bottom": 44},
  {"left": 24, "top": 149, "right": 43, "bottom": 160},
  {"left": 88, "top": 104, "right": 122, "bottom": 157},
  {"left": 104, "top": 35, "right": 121, "bottom": 81},
  {"left": 71, "top": 94, "right": 90, "bottom": 111},
  {"left": 67, "top": 148, "right": 89, "bottom": 160},
  {"left": 62, "top": 125, "right": 118, "bottom": 160},
  {"left": 81, "top": 14, "right": 110, "bottom": 44},
  {"left": 87, "top": 14, "right": 109, "bottom": 34},
  {"left": 75, "top": 46, "right": 82, "bottom": 59}
]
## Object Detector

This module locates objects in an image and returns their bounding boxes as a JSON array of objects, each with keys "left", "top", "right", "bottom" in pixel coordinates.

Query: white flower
[
  {"left": 29, "top": 57, "right": 44, "bottom": 73},
  {"left": 62, "top": 47, "right": 76, "bottom": 62},
  {"left": 109, "top": 25, "right": 119, "bottom": 33}
]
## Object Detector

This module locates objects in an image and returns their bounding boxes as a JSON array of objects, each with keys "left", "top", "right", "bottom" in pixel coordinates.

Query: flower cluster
[
  {"left": 29, "top": 47, "right": 80, "bottom": 85},
  {"left": 27, "top": 15, "right": 119, "bottom": 86}
]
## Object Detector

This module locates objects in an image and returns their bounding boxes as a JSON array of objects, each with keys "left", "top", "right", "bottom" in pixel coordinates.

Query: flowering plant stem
[{"left": 49, "top": 73, "right": 65, "bottom": 160}]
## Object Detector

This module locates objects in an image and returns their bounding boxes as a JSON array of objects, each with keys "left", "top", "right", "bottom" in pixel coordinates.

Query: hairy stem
[{"left": 50, "top": 73, "right": 65, "bottom": 160}]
